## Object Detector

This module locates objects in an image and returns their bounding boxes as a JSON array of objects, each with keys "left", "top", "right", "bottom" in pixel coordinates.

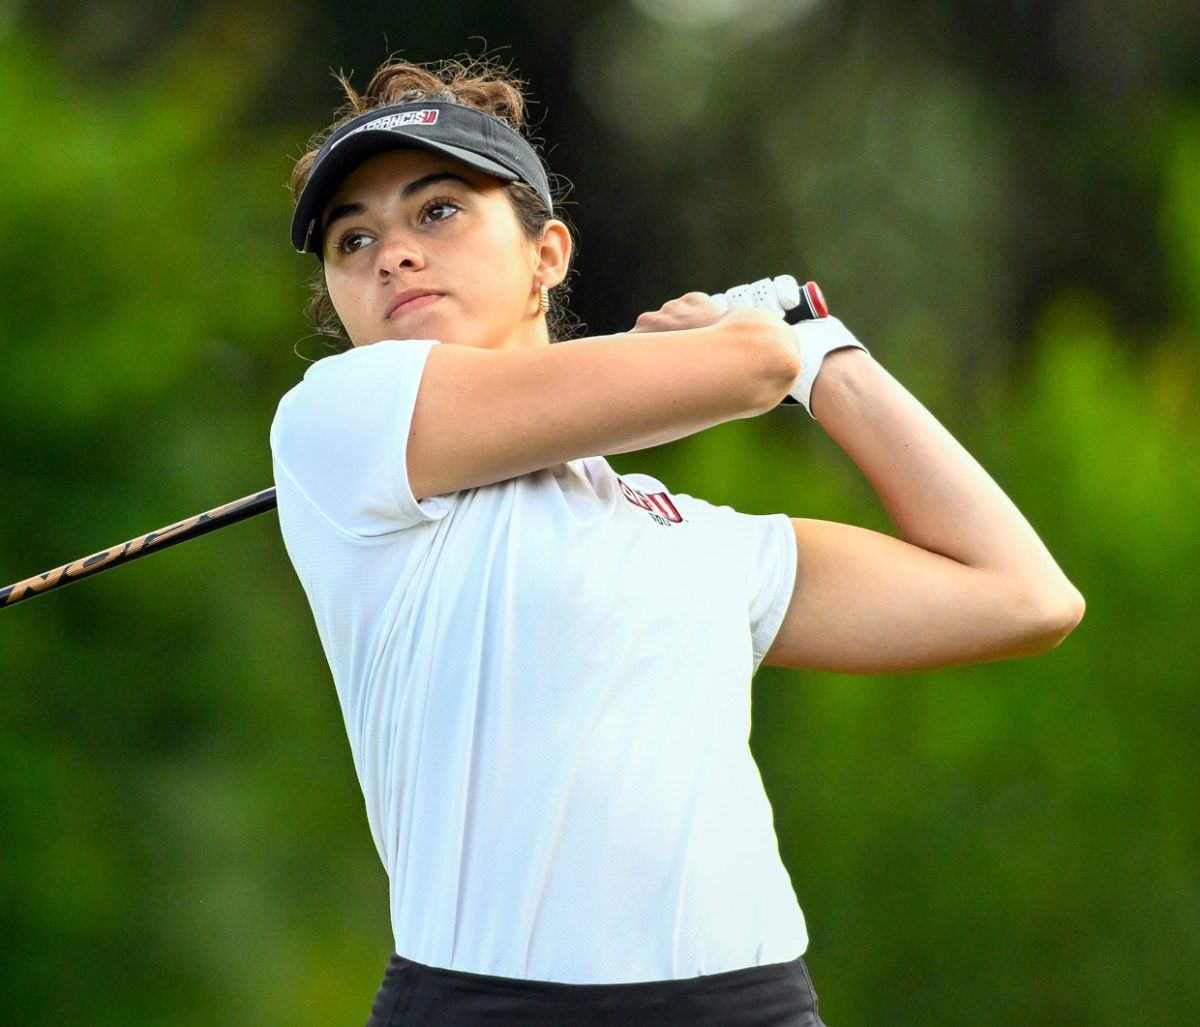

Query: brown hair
[{"left": 291, "top": 57, "right": 578, "bottom": 350}]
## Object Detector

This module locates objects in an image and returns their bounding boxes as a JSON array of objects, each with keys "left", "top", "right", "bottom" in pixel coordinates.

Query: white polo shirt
[{"left": 269, "top": 338, "right": 807, "bottom": 984}]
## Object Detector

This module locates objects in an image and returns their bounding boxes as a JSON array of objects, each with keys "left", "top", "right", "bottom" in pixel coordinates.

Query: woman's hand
[{"left": 629, "top": 292, "right": 728, "bottom": 333}]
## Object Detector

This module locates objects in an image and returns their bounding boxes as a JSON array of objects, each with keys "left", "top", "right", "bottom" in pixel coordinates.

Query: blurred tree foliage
[{"left": 1, "top": 1, "right": 1197, "bottom": 1024}]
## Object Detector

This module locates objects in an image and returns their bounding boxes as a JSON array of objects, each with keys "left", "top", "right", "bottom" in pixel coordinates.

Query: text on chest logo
[{"left": 618, "top": 479, "right": 685, "bottom": 527}]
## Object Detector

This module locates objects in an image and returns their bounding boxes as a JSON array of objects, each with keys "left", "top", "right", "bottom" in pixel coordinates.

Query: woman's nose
[{"left": 376, "top": 232, "right": 424, "bottom": 275}]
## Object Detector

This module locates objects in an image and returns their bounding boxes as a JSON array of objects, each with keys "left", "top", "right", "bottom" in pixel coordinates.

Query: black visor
[{"left": 291, "top": 101, "right": 553, "bottom": 254}]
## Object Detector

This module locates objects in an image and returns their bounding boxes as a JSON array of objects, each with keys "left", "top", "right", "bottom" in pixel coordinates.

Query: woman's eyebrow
[
  {"left": 323, "top": 201, "right": 365, "bottom": 236},
  {"left": 400, "top": 171, "right": 472, "bottom": 199},
  {"left": 323, "top": 171, "right": 474, "bottom": 236}
]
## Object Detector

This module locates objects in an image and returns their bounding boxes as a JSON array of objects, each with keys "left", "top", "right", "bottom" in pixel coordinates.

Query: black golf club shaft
[{"left": 1, "top": 488, "right": 277, "bottom": 608}]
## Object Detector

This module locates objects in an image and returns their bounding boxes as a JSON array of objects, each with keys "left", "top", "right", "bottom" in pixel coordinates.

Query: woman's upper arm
[{"left": 763, "top": 518, "right": 1082, "bottom": 674}]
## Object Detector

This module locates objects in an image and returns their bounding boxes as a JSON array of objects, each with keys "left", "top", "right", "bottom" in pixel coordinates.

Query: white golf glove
[
  {"left": 710, "top": 274, "right": 866, "bottom": 416},
  {"left": 709, "top": 275, "right": 803, "bottom": 318}
]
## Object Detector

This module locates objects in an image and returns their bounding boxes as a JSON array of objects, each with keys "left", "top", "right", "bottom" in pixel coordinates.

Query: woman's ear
[{"left": 536, "top": 219, "right": 572, "bottom": 289}]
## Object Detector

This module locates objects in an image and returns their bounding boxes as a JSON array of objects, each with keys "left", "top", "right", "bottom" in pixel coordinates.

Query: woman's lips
[{"left": 386, "top": 291, "right": 442, "bottom": 319}]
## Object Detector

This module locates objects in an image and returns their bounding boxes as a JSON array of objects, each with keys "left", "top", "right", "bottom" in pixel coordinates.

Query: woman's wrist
[
  {"left": 788, "top": 316, "right": 868, "bottom": 415},
  {"left": 806, "top": 346, "right": 879, "bottom": 425}
]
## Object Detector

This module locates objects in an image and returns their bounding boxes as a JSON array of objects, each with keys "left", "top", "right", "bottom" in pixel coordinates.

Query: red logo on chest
[{"left": 618, "top": 479, "right": 684, "bottom": 526}]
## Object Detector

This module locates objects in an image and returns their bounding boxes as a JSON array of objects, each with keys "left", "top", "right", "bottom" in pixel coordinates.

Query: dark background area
[{"left": 2, "top": 1, "right": 1198, "bottom": 1023}]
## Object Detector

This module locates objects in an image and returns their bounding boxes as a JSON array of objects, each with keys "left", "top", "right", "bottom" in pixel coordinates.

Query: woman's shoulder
[
  {"left": 299, "top": 338, "right": 441, "bottom": 388},
  {"left": 272, "top": 340, "right": 441, "bottom": 440}
]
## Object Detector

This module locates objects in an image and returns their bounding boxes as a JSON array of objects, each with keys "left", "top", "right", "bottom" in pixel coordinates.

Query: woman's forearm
[{"left": 812, "top": 349, "right": 1084, "bottom": 632}]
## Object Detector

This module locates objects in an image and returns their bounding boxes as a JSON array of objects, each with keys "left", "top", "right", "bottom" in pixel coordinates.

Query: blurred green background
[{"left": 1, "top": 0, "right": 1197, "bottom": 1023}]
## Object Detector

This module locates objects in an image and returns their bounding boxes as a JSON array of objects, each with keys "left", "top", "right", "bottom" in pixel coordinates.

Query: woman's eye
[
  {"left": 423, "top": 201, "right": 459, "bottom": 223},
  {"left": 337, "top": 231, "right": 372, "bottom": 255}
]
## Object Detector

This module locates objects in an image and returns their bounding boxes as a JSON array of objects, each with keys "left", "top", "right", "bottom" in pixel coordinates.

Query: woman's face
[{"left": 320, "top": 148, "right": 566, "bottom": 350}]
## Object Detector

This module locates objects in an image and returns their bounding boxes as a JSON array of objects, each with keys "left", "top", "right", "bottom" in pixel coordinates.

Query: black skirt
[{"left": 365, "top": 953, "right": 827, "bottom": 1026}]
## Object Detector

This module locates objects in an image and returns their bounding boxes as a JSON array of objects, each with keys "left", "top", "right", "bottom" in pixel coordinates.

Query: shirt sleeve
[
  {"left": 745, "top": 512, "right": 798, "bottom": 671},
  {"left": 269, "top": 338, "right": 452, "bottom": 536}
]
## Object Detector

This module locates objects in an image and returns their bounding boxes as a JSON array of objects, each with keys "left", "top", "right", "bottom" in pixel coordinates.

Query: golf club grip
[
  {"left": 779, "top": 280, "right": 828, "bottom": 404},
  {"left": 0, "top": 487, "right": 278, "bottom": 608},
  {"left": 783, "top": 280, "right": 828, "bottom": 325}
]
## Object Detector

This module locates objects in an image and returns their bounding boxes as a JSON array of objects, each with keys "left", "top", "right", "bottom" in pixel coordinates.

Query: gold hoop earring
[{"left": 537, "top": 284, "right": 551, "bottom": 317}]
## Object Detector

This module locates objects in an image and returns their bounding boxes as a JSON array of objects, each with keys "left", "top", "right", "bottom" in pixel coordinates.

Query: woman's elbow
[{"left": 1014, "top": 579, "right": 1086, "bottom": 654}]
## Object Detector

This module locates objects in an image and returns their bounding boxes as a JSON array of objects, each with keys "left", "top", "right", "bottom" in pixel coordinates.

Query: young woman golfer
[{"left": 270, "top": 57, "right": 1084, "bottom": 1026}]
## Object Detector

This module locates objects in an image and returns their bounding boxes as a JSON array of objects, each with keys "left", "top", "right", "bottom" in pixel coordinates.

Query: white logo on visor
[{"left": 355, "top": 109, "right": 439, "bottom": 133}]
